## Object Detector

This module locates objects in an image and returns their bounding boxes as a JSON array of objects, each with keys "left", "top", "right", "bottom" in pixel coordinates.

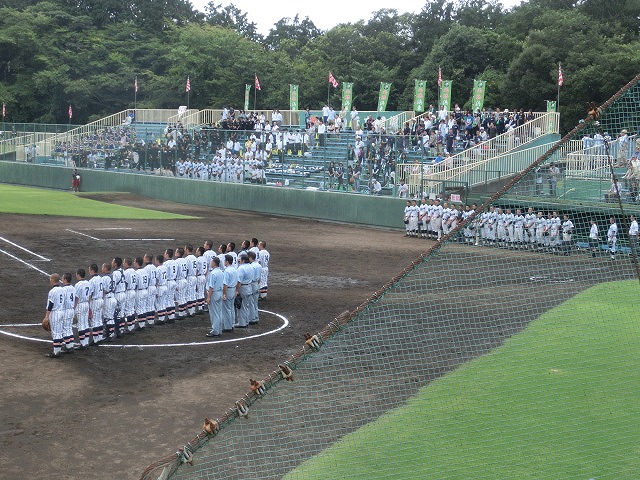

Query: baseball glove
[
  {"left": 42, "top": 317, "right": 51, "bottom": 332},
  {"left": 234, "top": 296, "right": 242, "bottom": 310}
]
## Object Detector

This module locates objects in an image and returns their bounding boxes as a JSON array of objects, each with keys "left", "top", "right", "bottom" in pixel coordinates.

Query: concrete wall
[{"left": 0, "top": 161, "right": 406, "bottom": 228}]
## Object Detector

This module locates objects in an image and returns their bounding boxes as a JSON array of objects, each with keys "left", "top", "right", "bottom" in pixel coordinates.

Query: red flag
[
  {"left": 328, "top": 72, "right": 339, "bottom": 88},
  {"left": 68, "top": 105, "right": 73, "bottom": 119},
  {"left": 2, "top": 103, "right": 5, "bottom": 119},
  {"left": 185, "top": 76, "right": 191, "bottom": 93},
  {"left": 254, "top": 74, "right": 261, "bottom": 91},
  {"left": 558, "top": 63, "right": 564, "bottom": 87},
  {"left": 438, "top": 66, "right": 442, "bottom": 87},
  {"left": 134, "top": 77, "right": 138, "bottom": 93}
]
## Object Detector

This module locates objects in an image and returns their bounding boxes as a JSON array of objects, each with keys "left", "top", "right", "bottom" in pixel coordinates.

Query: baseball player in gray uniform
[
  {"left": 222, "top": 254, "right": 238, "bottom": 331},
  {"left": 236, "top": 254, "right": 253, "bottom": 328},
  {"left": 74, "top": 268, "right": 91, "bottom": 349},
  {"left": 61, "top": 272, "right": 76, "bottom": 351},
  {"left": 205, "top": 256, "right": 224, "bottom": 337},
  {"left": 44, "top": 273, "right": 65, "bottom": 358},
  {"left": 88, "top": 264, "right": 104, "bottom": 343}
]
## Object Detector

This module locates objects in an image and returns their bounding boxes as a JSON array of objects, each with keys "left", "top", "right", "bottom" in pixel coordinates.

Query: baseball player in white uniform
[
  {"left": 248, "top": 250, "right": 261, "bottom": 324},
  {"left": 608, "top": 217, "right": 618, "bottom": 259},
  {"left": 513, "top": 209, "right": 525, "bottom": 247},
  {"left": 403, "top": 200, "right": 411, "bottom": 236},
  {"left": 123, "top": 257, "right": 138, "bottom": 332},
  {"left": 629, "top": 215, "right": 638, "bottom": 256},
  {"left": 134, "top": 257, "right": 149, "bottom": 330},
  {"left": 535, "top": 212, "right": 547, "bottom": 248},
  {"left": 111, "top": 257, "right": 127, "bottom": 335},
  {"left": 154, "top": 254, "right": 169, "bottom": 324},
  {"left": 88, "top": 264, "right": 104, "bottom": 343},
  {"left": 195, "top": 246, "right": 209, "bottom": 314},
  {"left": 164, "top": 249, "right": 177, "bottom": 322},
  {"left": 101, "top": 263, "right": 117, "bottom": 340},
  {"left": 548, "top": 212, "right": 561, "bottom": 250},
  {"left": 589, "top": 219, "right": 599, "bottom": 257},
  {"left": 143, "top": 253, "right": 157, "bottom": 326},
  {"left": 561, "top": 214, "right": 574, "bottom": 255},
  {"left": 524, "top": 207, "right": 536, "bottom": 248},
  {"left": 173, "top": 248, "right": 188, "bottom": 319},
  {"left": 430, "top": 199, "right": 443, "bottom": 240},
  {"left": 184, "top": 245, "right": 198, "bottom": 316},
  {"left": 44, "top": 273, "right": 65, "bottom": 358},
  {"left": 74, "top": 268, "right": 91, "bottom": 349},
  {"left": 61, "top": 272, "right": 76, "bottom": 352},
  {"left": 418, "top": 198, "right": 429, "bottom": 239},
  {"left": 408, "top": 200, "right": 419, "bottom": 237},
  {"left": 258, "top": 240, "right": 270, "bottom": 299}
]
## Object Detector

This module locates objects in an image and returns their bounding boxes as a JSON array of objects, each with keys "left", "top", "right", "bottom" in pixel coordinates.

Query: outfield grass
[
  {"left": 0, "top": 184, "right": 194, "bottom": 219},
  {"left": 286, "top": 280, "right": 640, "bottom": 479}
]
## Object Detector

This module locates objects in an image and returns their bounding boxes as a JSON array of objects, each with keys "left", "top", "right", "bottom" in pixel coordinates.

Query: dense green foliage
[{"left": 0, "top": 0, "right": 637, "bottom": 131}]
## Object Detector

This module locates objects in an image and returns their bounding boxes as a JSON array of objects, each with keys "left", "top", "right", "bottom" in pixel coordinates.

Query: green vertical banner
[
  {"left": 377, "top": 82, "right": 392, "bottom": 112},
  {"left": 244, "top": 84, "right": 251, "bottom": 111},
  {"left": 413, "top": 80, "right": 426, "bottom": 112},
  {"left": 289, "top": 84, "right": 299, "bottom": 111},
  {"left": 471, "top": 80, "right": 486, "bottom": 112},
  {"left": 546, "top": 100, "right": 557, "bottom": 112},
  {"left": 439, "top": 80, "right": 453, "bottom": 111},
  {"left": 342, "top": 82, "right": 353, "bottom": 112}
]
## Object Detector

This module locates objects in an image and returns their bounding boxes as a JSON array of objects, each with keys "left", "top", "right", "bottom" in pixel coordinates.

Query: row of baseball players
[
  {"left": 42, "top": 239, "right": 271, "bottom": 358},
  {"left": 404, "top": 199, "right": 638, "bottom": 256}
]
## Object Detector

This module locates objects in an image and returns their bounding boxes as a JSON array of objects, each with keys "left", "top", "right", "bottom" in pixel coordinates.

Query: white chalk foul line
[
  {"left": 110, "top": 238, "right": 175, "bottom": 242},
  {"left": 66, "top": 229, "right": 100, "bottom": 240},
  {"left": 90, "top": 228, "right": 133, "bottom": 231},
  {"left": 0, "top": 248, "right": 50, "bottom": 277},
  {"left": 0, "top": 236, "right": 51, "bottom": 261},
  {"left": 0, "top": 310, "right": 289, "bottom": 348}
]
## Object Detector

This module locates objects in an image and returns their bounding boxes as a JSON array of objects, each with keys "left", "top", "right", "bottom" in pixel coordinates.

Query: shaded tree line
[{"left": 0, "top": 0, "right": 637, "bottom": 132}]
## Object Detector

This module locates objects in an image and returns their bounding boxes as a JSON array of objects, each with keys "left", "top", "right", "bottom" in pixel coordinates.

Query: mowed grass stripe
[
  {"left": 286, "top": 280, "right": 640, "bottom": 479},
  {"left": 0, "top": 184, "right": 194, "bottom": 219}
]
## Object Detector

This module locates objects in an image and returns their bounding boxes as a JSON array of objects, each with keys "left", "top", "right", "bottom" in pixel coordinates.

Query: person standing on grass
[
  {"left": 589, "top": 219, "right": 599, "bottom": 258},
  {"left": 629, "top": 215, "right": 638, "bottom": 257},
  {"left": 608, "top": 217, "right": 618, "bottom": 260}
]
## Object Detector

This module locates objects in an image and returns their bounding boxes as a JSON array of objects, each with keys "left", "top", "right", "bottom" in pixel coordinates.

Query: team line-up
[
  {"left": 404, "top": 198, "right": 639, "bottom": 257},
  {"left": 42, "top": 239, "right": 271, "bottom": 358}
]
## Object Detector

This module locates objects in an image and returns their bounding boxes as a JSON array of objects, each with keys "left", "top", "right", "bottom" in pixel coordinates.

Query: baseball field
[
  {"left": 1, "top": 184, "right": 638, "bottom": 479},
  {"left": 0, "top": 185, "right": 428, "bottom": 479}
]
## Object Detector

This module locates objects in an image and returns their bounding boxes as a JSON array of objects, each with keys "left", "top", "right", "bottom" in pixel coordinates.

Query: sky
[{"left": 190, "top": 0, "right": 524, "bottom": 36}]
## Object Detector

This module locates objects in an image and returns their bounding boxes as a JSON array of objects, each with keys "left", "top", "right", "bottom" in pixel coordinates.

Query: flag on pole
[
  {"left": 439, "top": 80, "right": 453, "bottom": 111},
  {"left": 244, "top": 84, "right": 251, "bottom": 111},
  {"left": 289, "top": 84, "right": 299, "bottom": 111},
  {"left": 471, "top": 80, "right": 487, "bottom": 112},
  {"left": 185, "top": 76, "right": 191, "bottom": 93},
  {"left": 341, "top": 83, "right": 354, "bottom": 112},
  {"left": 254, "top": 74, "right": 261, "bottom": 91},
  {"left": 377, "top": 82, "right": 392, "bottom": 112},
  {"left": 134, "top": 77, "right": 138, "bottom": 93},
  {"left": 2, "top": 102, "right": 5, "bottom": 119},
  {"left": 328, "top": 72, "right": 339, "bottom": 88},
  {"left": 413, "top": 80, "right": 426, "bottom": 112},
  {"left": 68, "top": 105, "right": 73, "bottom": 119},
  {"left": 438, "top": 66, "right": 442, "bottom": 87},
  {"left": 557, "top": 63, "right": 564, "bottom": 86}
]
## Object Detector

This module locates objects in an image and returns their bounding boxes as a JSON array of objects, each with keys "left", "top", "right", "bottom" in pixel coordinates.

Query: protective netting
[{"left": 141, "top": 73, "right": 640, "bottom": 480}]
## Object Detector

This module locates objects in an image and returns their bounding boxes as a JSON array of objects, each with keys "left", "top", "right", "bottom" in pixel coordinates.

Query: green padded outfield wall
[{"left": 0, "top": 161, "right": 406, "bottom": 228}]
